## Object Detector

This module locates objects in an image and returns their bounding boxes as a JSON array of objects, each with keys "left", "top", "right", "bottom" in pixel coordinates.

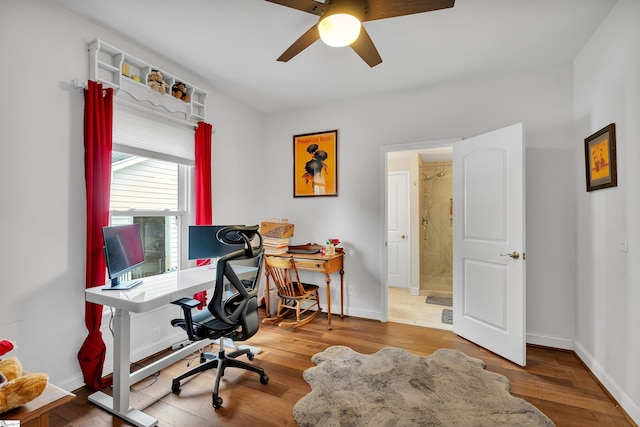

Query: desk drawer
[{"left": 294, "top": 259, "right": 326, "bottom": 272}]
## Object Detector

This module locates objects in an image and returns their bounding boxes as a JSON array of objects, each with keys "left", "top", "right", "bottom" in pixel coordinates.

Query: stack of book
[
  {"left": 263, "top": 237, "right": 291, "bottom": 255},
  {"left": 260, "top": 219, "right": 295, "bottom": 255}
]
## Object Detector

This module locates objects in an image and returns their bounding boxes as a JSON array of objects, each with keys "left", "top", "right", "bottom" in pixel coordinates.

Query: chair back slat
[{"left": 265, "top": 256, "right": 306, "bottom": 296}]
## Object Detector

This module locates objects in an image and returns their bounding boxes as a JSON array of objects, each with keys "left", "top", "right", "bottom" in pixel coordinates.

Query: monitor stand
[{"left": 102, "top": 277, "right": 143, "bottom": 291}]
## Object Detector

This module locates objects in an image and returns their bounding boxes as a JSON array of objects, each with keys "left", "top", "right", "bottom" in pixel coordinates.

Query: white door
[
  {"left": 387, "top": 171, "right": 410, "bottom": 288},
  {"left": 452, "top": 123, "right": 526, "bottom": 366}
]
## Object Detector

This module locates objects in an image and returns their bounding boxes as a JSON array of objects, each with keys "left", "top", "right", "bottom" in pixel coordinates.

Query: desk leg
[
  {"left": 113, "top": 307, "right": 130, "bottom": 412},
  {"left": 325, "top": 276, "right": 332, "bottom": 330},
  {"left": 264, "top": 270, "right": 271, "bottom": 318},
  {"left": 340, "top": 267, "right": 345, "bottom": 318},
  {"left": 88, "top": 308, "right": 158, "bottom": 427}
]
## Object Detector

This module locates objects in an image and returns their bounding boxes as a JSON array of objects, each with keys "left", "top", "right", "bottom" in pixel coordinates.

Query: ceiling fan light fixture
[{"left": 318, "top": 13, "right": 362, "bottom": 47}]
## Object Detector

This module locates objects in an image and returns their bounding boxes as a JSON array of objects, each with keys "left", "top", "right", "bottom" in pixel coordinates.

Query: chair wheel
[
  {"left": 247, "top": 352, "right": 255, "bottom": 361},
  {"left": 213, "top": 396, "right": 223, "bottom": 409},
  {"left": 171, "top": 380, "right": 180, "bottom": 393},
  {"left": 260, "top": 374, "right": 269, "bottom": 385}
]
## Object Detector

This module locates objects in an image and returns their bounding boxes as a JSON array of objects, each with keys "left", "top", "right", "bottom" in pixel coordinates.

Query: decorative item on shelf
[
  {"left": 261, "top": 219, "right": 295, "bottom": 255},
  {"left": 121, "top": 63, "right": 130, "bottom": 77},
  {"left": 171, "top": 81, "right": 190, "bottom": 102},
  {"left": 147, "top": 69, "right": 169, "bottom": 94},
  {"left": 131, "top": 75, "right": 141, "bottom": 82}
]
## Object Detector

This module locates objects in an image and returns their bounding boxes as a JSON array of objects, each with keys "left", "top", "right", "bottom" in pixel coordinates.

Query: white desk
[{"left": 85, "top": 266, "right": 217, "bottom": 427}]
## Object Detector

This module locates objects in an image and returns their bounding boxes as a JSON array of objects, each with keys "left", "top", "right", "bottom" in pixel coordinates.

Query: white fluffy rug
[{"left": 293, "top": 346, "right": 555, "bottom": 427}]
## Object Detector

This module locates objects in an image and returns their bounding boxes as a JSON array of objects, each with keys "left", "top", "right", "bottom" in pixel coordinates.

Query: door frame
[{"left": 380, "top": 138, "right": 461, "bottom": 322}]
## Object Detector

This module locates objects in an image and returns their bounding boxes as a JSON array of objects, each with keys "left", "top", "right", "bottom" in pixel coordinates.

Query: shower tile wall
[{"left": 420, "top": 162, "right": 453, "bottom": 295}]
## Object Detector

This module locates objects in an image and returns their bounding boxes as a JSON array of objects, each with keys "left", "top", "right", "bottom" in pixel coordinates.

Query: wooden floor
[{"left": 50, "top": 309, "right": 634, "bottom": 427}]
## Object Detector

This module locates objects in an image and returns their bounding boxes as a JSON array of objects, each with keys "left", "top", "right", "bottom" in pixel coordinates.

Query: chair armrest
[
  {"left": 171, "top": 298, "right": 201, "bottom": 340},
  {"left": 171, "top": 297, "right": 201, "bottom": 309}
]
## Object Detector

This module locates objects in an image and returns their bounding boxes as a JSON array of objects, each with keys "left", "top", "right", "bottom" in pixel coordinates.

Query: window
[
  {"left": 109, "top": 107, "right": 197, "bottom": 281},
  {"left": 109, "top": 152, "right": 192, "bottom": 279}
]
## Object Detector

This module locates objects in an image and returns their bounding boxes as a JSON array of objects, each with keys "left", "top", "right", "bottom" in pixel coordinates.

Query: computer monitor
[
  {"left": 102, "top": 223, "right": 146, "bottom": 290},
  {"left": 188, "top": 225, "right": 245, "bottom": 262}
]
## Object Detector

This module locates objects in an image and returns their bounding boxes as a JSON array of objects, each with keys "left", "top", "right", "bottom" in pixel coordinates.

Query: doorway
[
  {"left": 383, "top": 124, "right": 526, "bottom": 366},
  {"left": 385, "top": 144, "right": 454, "bottom": 330},
  {"left": 420, "top": 161, "right": 453, "bottom": 298}
]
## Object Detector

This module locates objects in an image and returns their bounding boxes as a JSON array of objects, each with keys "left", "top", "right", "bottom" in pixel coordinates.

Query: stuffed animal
[
  {"left": 171, "top": 81, "right": 190, "bottom": 102},
  {"left": 0, "top": 341, "right": 49, "bottom": 414},
  {"left": 0, "top": 340, "right": 14, "bottom": 357},
  {"left": 147, "top": 70, "right": 169, "bottom": 94}
]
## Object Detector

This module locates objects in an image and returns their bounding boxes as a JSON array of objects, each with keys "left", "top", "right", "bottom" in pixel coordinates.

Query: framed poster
[
  {"left": 584, "top": 123, "right": 617, "bottom": 192},
  {"left": 293, "top": 130, "right": 338, "bottom": 197}
]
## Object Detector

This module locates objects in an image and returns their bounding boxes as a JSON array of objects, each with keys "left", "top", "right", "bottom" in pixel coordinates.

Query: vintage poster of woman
[{"left": 293, "top": 130, "right": 338, "bottom": 197}]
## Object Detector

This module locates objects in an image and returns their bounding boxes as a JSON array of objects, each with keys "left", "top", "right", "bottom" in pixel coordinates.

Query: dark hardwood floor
[{"left": 50, "top": 309, "right": 634, "bottom": 426}]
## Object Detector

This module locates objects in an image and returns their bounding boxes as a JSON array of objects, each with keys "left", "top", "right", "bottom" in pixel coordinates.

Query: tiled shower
[{"left": 420, "top": 162, "right": 453, "bottom": 296}]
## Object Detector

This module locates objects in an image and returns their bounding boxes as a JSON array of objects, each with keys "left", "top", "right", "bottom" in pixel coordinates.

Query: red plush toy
[{"left": 0, "top": 340, "right": 15, "bottom": 357}]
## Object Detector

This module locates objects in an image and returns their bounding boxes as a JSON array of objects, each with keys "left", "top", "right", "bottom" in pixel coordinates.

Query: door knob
[
  {"left": 401, "top": 234, "right": 406, "bottom": 239},
  {"left": 499, "top": 251, "right": 520, "bottom": 259}
]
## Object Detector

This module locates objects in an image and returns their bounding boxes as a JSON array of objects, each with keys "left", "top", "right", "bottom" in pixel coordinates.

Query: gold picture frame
[
  {"left": 293, "top": 130, "right": 338, "bottom": 197},
  {"left": 584, "top": 123, "right": 617, "bottom": 192}
]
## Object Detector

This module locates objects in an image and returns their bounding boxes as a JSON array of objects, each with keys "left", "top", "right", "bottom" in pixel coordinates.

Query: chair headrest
[{"left": 216, "top": 225, "right": 262, "bottom": 258}]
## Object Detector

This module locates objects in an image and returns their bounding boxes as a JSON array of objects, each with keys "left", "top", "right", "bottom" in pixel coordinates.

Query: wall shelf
[{"left": 88, "top": 39, "right": 207, "bottom": 123}]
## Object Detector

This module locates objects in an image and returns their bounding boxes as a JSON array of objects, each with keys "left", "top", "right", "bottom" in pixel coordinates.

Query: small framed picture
[
  {"left": 584, "top": 123, "right": 617, "bottom": 192},
  {"left": 293, "top": 130, "right": 338, "bottom": 197}
]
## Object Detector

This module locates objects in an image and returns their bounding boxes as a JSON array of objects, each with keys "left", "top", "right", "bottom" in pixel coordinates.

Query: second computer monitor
[{"left": 188, "top": 225, "right": 245, "bottom": 261}]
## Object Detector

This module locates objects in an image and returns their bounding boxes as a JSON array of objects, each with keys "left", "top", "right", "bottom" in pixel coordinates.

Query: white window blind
[{"left": 113, "top": 107, "right": 195, "bottom": 165}]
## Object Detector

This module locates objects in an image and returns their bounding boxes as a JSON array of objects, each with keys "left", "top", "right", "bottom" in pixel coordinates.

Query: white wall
[
  {"left": 0, "top": 0, "right": 264, "bottom": 390},
  {"left": 264, "top": 64, "right": 578, "bottom": 345},
  {"left": 573, "top": 0, "right": 640, "bottom": 422}
]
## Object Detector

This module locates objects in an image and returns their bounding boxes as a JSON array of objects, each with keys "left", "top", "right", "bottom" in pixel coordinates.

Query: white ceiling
[{"left": 54, "top": 0, "right": 616, "bottom": 114}]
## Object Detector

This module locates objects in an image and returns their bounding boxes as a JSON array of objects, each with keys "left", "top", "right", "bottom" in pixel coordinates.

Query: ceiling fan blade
[
  {"left": 264, "top": 0, "right": 326, "bottom": 16},
  {"left": 277, "top": 24, "right": 321, "bottom": 62},
  {"left": 363, "top": 0, "right": 455, "bottom": 22},
  {"left": 350, "top": 26, "right": 382, "bottom": 67}
]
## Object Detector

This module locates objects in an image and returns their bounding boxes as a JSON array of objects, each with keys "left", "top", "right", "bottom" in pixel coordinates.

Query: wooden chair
[{"left": 263, "top": 256, "right": 322, "bottom": 328}]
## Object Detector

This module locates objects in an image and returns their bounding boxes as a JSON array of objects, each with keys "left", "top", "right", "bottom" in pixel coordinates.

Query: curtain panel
[
  {"left": 77, "top": 80, "right": 113, "bottom": 391},
  {"left": 193, "top": 121, "right": 213, "bottom": 308}
]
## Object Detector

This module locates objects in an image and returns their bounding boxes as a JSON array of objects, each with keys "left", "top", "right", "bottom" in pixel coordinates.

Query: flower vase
[{"left": 325, "top": 243, "right": 335, "bottom": 256}]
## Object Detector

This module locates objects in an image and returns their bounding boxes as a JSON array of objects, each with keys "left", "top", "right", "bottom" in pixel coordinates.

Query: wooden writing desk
[
  {"left": 264, "top": 245, "right": 344, "bottom": 330},
  {"left": 2, "top": 382, "right": 74, "bottom": 427}
]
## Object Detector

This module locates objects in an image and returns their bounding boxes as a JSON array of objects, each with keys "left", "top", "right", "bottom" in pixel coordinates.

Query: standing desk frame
[{"left": 85, "top": 267, "right": 217, "bottom": 427}]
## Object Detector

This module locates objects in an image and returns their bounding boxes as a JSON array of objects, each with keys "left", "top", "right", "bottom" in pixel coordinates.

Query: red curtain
[
  {"left": 77, "top": 81, "right": 113, "bottom": 390},
  {"left": 193, "top": 121, "right": 213, "bottom": 308}
]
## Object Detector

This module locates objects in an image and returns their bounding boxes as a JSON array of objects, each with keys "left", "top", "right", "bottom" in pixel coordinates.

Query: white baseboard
[
  {"left": 59, "top": 332, "right": 187, "bottom": 392},
  {"left": 574, "top": 340, "right": 640, "bottom": 425},
  {"left": 340, "top": 307, "right": 384, "bottom": 321},
  {"left": 526, "top": 332, "right": 574, "bottom": 350}
]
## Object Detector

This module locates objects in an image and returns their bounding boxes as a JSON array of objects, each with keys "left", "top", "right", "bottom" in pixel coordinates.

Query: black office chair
[{"left": 170, "top": 225, "right": 268, "bottom": 409}]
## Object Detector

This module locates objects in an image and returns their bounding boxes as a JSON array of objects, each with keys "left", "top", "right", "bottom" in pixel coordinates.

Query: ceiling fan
[{"left": 265, "top": 0, "right": 455, "bottom": 67}]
